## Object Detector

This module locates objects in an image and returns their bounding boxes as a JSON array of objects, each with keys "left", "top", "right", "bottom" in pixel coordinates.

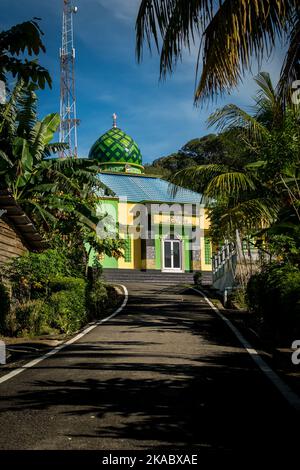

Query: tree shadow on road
[{"left": 0, "top": 286, "right": 298, "bottom": 454}]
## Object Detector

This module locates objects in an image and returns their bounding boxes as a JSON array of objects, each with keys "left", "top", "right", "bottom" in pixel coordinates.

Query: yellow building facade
[{"left": 88, "top": 119, "right": 212, "bottom": 278}]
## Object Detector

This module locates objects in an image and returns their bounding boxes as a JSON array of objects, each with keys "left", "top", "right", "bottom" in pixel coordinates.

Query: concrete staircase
[{"left": 103, "top": 269, "right": 213, "bottom": 286}]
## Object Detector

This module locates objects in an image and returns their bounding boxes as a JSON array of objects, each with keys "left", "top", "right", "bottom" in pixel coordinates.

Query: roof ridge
[{"left": 100, "top": 171, "right": 160, "bottom": 179}]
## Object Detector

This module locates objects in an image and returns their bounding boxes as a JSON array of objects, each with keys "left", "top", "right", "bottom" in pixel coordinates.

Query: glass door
[
  {"left": 163, "top": 239, "right": 182, "bottom": 271},
  {"left": 172, "top": 240, "right": 181, "bottom": 269},
  {"left": 164, "top": 241, "right": 172, "bottom": 269}
]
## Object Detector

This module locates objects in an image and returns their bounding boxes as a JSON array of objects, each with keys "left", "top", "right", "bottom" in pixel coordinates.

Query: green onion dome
[{"left": 88, "top": 114, "right": 144, "bottom": 174}]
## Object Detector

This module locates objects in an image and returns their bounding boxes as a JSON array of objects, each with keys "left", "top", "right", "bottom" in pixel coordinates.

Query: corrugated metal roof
[{"left": 97, "top": 173, "right": 203, "bottom": 204}]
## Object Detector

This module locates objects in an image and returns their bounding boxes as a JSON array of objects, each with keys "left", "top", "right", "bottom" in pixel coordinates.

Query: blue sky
[{"left": 1, "top": 0, "right": 285, "bottom": 163}]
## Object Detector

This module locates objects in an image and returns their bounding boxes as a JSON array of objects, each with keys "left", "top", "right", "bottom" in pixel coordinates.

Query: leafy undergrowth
[{"left": 0, "top": 284, "right": 124, "bottom": 366}]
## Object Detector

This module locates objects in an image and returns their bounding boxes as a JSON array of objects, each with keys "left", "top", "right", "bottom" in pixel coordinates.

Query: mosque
[{"left": 87, "top": 114, "right": 212, "bottom": 279}]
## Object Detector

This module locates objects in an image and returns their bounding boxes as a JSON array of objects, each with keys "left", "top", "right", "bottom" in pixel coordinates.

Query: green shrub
[
  {"left": 87, "top": 279, "right": 108, "bottom": 319},
  {"left": 47, "top": 277, "right": 87, "bottom": 334},
  {"left": 50, "top": 276, "right": 85, "bottom": 293},
  {"left": 4, "top": 249, "right": 75, "bottom": 300},
  {"left": 15, "top": 300, "right": 52, "bottom": 336},
  {"left": 48, "top": 291, "right": 86, "bottom": 334},
  {"left": 0, "top": 282, "right": 10, "bottom": 333},
  {"left": 230, "top": 286, "right": 247, "bottom": 309},
  {"left": 246, "top": 263, "right": 300, "bottom": 344},
  {"left": 10, "top": 277, "right": 88, "bottom": 336},
  {"left": 193, "top": 271, "right": 202, "bottom": 287},
  {"left": 2, "top": 249, "right": 92, "bottom": 336}
]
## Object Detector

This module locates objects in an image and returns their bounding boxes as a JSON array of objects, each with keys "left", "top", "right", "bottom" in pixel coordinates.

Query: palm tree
[
  {"left": 0, "top": 81, "right": 98, "bottom": 208},
  {"left": 136, "top": 0, "right": 300, "bottom": 103},
  {"left": 169, "top": 72, "right": 300, "bottom": 240}
]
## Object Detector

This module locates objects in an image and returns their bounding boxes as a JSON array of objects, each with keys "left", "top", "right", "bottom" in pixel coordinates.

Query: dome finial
[{"left": 112, "top": 113, "right": 117, "bottom": 128}]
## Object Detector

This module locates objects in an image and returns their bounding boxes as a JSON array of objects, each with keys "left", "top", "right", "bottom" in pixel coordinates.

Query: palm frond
[
  {"left": 205, "top": 172, "right": 256, "bottom": 199},
  {"left": 158, "top": 1, "right": 212, "bottom": 78},
  {"left": 136, "top": 1, "right": 298, "bottom": 104},
  {"left": 254, "top": 72, "right": 277, "bottom": 105},
  {"left": 195, "top": 0, "right": 295, "bottom": 102},
  {"left": 207, "top": 103, "right": 268, "bottom": 141},
  {"left": 136, "top": 0, "right": 213, "bottom": 65},
  {"left": 219, "top": 197, "right": 281, "bottom": 232},
  {"left": 253, "top": 72, "right": 284, "bottom": 126},
  {"left": 169, "top": 163, "right": 229, "bottom": 194},
  {"left": 277, "top": 11, "right": 300, "bottom": 106}
]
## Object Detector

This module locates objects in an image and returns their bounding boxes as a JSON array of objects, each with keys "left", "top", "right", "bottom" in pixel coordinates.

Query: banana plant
[{"left": 0, "top": 81, "right": 101, "bottom": 233}]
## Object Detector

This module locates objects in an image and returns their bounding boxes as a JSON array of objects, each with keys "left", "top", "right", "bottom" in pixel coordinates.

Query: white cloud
[
  {"left": 95, "top": 92, "right": 116, "bottom": 103},
  {"left": 95, "top": 0, "right": 140, "bottom": 23}
]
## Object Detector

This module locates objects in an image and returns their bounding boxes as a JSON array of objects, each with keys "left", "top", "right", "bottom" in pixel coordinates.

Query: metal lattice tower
[{"left": 59, "top": 0, "right": 79, "bottom": 158}]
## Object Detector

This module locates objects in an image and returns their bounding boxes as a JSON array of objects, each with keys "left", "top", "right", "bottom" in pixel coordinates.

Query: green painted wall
[
  {"left": 102, "top": 252, "right": 118, "bottom": 268},
  {"left": 88, "top": 199, "right": 119, "bottom": 269},
  {"left": 155, "top": 236, "right": 161, "bottom": 270},
  {"left": 184, "top": 238, "right": 191, "bottom": 271}
]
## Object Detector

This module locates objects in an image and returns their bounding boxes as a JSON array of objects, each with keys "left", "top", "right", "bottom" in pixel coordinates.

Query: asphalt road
[{"left": 0, "top": 284, "right": 298, "bottom": 454}]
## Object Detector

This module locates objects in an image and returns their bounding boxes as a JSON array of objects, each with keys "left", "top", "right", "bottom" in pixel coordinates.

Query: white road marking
[
  {"left": 0, "top": 285, "right": 128, "bottom": 385},
  {"left": 191, "top": 287, "right": 300, "bottom": 411}
]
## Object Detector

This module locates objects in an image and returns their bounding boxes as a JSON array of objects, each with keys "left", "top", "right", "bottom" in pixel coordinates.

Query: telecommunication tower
[{"left": 59, "top": 0, "right": 79, "bottom": 158}]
